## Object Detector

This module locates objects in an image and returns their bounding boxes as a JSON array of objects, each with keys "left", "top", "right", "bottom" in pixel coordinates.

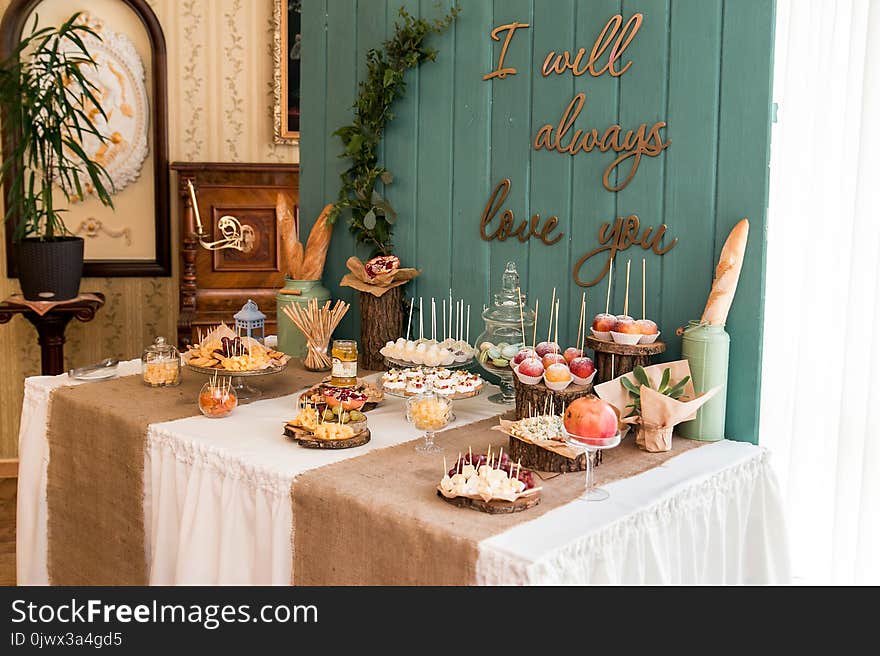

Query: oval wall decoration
[{"left": 59, "top": 12, "right": 150, "bottom": 196}]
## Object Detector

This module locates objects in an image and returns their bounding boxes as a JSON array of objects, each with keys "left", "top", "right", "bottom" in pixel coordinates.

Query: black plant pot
[{"left": 17, "top": 236, "right": 84, "bottom": 301}]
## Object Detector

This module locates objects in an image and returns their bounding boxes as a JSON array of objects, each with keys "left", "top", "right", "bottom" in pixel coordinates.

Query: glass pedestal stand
[
  {"left": 184, "top": 362, "right": 288, "bottom": 405},
  {"left": 489, "top": 370, "right": 516, "bottom": 405},
  {"left": 565, "top": 432, "right": 621, "bottom": 501},
  {"left": 229, "top": 377, "right": 261, "bottom": 403}
]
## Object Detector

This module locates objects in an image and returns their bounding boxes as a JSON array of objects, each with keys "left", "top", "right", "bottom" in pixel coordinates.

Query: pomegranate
[
  {"left": 364, "top": 255, "right": 401, "bottom": 278},
  {"left": 563, "top": 397, "right": 618, "bottom": 443}
]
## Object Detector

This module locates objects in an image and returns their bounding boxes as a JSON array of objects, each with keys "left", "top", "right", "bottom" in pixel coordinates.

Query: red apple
[
  {"left": 592, "top": 313, "right": 616, "bottom": 332},
  {"left": 535, "top": 341, "right": 560, "bottom": 358},
  {"left": 635, "top": 319, "right": 658, "bottom": 335},
  {"left": 564, "top": 397, "right": 618, "bottom": 441},
  {"left": 569, "top": 356, "right": 595, "bottom": 380},
  {"left": 544, "top": 362, "right": 571, "bottom": 382},
  {"left": 513, "top": 347, "right": 537, "bottom": 365},
  {"left": 613, "top": 317, "right": 640, "bottom": 334},
  {"left": 542, "top": 353, "right": 566, "bottom": 368},
  {"left": 563, "top": 347, "right": 583, "bottom": 363},
  {"left": 518, "top": 357, "right": 545, "bottom": 378}
]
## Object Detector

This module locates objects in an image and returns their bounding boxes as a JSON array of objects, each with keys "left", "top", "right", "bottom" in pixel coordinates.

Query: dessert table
[{"left": 17, "top": 361, "right": 790, "bottom": 585}]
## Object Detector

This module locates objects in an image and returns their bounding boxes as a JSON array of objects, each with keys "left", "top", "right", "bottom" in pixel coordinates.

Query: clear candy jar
[
  {"left": 475, "top": 261, "right": 535, "bottom": 404},
  {"left": 198, "top": 380, "right": 238, "bottom": 418},
  {"left": 142, "top": 336, "right": 181, "bottom": 387},
  {"left": 406, "top": 382, "right": 451, "bottom": 454}
]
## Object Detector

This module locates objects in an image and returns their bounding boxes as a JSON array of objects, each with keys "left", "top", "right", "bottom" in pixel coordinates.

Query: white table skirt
[{"left": 18, "top": 363, "right": 790, "bottom": 585}]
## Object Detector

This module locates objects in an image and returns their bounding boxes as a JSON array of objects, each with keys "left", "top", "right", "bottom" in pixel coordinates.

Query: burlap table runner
[
  {"left": 291, "top": 417, "right": 706, "bottom": 585},
  {"left": 45, "top": 363, "right": 323, "bottom": 585}
]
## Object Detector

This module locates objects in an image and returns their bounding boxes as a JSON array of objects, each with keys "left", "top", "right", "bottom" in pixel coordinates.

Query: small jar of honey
[{"left": 330, "top": 339, "right": 358, "bottom": 387}]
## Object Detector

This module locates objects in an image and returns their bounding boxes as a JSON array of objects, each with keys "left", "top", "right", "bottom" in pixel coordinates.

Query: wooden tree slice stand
[
  {"left": 512, "top": 374, "right": 593, "bottom": 420},
  {"left": 507, "top": 434, "right": 599, "bottom": 472},
  {"left": 585, "top": 336, "right": 666, "bottom": 384},
  {"left": 284, "top": 427, "right": 371, "bottom": 449},
  {"left": 359, "top": 287, "right": 403, "bottom": 370},
  {"left": 436, "top": 490, "right": 541, "bottom": 514}
]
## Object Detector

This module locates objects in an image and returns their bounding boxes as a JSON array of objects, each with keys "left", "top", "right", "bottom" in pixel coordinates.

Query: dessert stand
[
  {"left": 564, "top": 430, "right": 622, "bottom": 501},
  {"left": 185, "top": 360, "right": 288, "bottom": 403}
]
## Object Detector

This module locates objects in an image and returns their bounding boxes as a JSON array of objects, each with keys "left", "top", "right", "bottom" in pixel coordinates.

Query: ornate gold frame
[{"left": 273, "top": 0, "right": 299, "bottom": 144}]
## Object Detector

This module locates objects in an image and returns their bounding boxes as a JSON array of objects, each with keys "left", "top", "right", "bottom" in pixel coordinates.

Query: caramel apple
[
  {"left": 563, "top": 347, "right": 583, "bottom": 363},
  {"left": 544, "top": 362, "right": 571, "bottom": 383},
  {"left": 518, "top": 357, "right": 545, "bottom": 378},
  {"left": 592, "top": 313, "right": 616, "bottom": 332},
  {"left": 542, "top": 353, "right": 566, "bottom": 368},
  {"left": 635, "top": 319, "right": 658, "bottom": 335},
  {"left": 535, "top": 341, "right": 560, "bottom": 358},
  {"left": 569, "top": 356, "right": 595, "bottom": 380},
  {"left": 613, "top": 317, "right": 640, "bottom": 334}
]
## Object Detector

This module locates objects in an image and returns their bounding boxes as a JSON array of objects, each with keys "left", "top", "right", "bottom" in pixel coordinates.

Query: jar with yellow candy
[
  {"left": 142, "top": 336, "right": 181, "bottom": 387},
  {"left": 330, "top": 339, "right": 358, "bottom": 387},
  {"left": 406, "top": 382, "right": 451, "bottom": 454}
]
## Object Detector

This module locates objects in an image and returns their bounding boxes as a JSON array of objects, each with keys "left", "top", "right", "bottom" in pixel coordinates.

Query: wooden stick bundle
[{"left": 282, "top": 298, "right": 350, "bottom": 370}]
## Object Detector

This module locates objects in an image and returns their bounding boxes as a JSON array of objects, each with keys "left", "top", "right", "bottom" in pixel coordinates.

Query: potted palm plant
[{"left": 0, "top": 13, "right": 113, "bottom": 300}]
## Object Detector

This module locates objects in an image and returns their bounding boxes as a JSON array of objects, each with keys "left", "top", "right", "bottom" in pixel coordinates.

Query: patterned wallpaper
[{"left": 0, "top": 0, "right": 298, "bottom": 457}]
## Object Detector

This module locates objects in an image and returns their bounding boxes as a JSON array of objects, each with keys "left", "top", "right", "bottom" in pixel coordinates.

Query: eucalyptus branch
[{"left": 330, "top": 5, "right": 459, "bottom": 256}]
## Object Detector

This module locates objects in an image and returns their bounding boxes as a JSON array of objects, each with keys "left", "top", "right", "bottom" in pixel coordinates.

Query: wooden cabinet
[{"left": 171, "top": 162, "right": 298, "bottom": 347}]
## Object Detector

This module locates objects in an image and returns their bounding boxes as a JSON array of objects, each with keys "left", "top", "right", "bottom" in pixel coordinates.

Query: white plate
[{"left": 70, "top": 368, "right": 119, "bottom": 381}]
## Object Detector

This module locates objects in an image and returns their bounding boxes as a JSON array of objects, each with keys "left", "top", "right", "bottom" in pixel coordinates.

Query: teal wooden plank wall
[{"left": 300, "top": 0, "right": 775, "bottom": 444}]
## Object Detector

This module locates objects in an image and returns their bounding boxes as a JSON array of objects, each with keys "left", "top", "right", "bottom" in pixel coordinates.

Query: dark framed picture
[{"left": 274, "top": 0, "right": 300, "bottom": 144}]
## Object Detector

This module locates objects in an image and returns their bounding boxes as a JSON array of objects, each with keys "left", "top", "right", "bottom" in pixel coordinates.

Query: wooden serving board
[
  {"left": 284, "top": 427, "right": 371, "bottom": 449},
  {"left": 436, "top": 489, "right": 541, "bottom": 514}
]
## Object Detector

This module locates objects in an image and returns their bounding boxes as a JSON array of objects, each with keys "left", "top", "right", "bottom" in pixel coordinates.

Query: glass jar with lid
[
  {"left": 475, "top": 261, "right": 535, "bottom": 404},
  {"left": 330, "top": 339, "right": 358, "bottom": 387},
  {"left": 142, "top": 336, "right": 181, "bottom": 387}
]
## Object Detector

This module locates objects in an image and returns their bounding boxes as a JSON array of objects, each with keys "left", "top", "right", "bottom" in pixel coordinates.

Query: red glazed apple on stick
[
  {"left": 611, "top": 260, "right": 643, "bottom": 345},
  {"left": 592, "top": 257, "right": 616, "bottom": 339}
]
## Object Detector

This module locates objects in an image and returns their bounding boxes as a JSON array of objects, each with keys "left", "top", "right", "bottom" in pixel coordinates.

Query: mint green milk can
[
  {"left": 275, "top": 279, "right": 331, "bottom": 358},
  {"left": 679, "top": 321, "right": 729, "bottom": 441}
]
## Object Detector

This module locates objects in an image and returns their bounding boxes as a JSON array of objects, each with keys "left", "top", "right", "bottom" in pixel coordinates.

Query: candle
[
  {"left": 187, "top": 180, "right": 204, "bottom": 235},
  {"left": 419, "top": 297, "right": 424, "bottom": 339}
]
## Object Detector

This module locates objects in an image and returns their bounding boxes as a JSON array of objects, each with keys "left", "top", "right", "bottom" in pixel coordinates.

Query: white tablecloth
[{"left": 18, "top": 363, "right": 790, "bottom": 585}]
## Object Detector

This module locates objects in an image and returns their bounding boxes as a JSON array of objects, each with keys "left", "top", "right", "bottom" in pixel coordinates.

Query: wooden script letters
[
  {"left": 479, "top": 180, "right": 678, "bottom": 288},
  {"left": 481, "top": 12, "right": 677, "bottom": 287}
]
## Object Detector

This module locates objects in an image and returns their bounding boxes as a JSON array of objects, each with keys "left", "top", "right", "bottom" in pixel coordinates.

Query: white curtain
[{"left": 762, "top": 0, "right": 880, "bottom": 584}]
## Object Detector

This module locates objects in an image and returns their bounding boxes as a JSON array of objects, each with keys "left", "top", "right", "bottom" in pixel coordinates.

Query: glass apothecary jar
[
  {"left": 142, "top": 336, "right": 181, "bottom": 387},
  {"left": 406, "top": 382, "right": 452, "bottom": 453},
  {"left": 475, "top": 262, "right": 535, "bottom": 404}
]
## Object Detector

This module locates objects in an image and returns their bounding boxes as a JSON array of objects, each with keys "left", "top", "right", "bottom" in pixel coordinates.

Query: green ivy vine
[{"left": 329, "top": 5, "right": 459, "bottom": 256}]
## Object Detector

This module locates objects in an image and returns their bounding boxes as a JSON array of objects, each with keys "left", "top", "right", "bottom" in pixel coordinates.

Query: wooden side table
[{"left": 0, "top": 294, "right": 106, "bottom": 375}]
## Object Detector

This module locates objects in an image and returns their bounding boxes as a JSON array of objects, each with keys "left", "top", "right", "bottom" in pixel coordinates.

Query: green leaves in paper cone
[
  {"left": 330, "top": 5, "right": 459, "bottom": 256},
  {"left": 619, "top": 367, "right": 690, "bottom": 419}
]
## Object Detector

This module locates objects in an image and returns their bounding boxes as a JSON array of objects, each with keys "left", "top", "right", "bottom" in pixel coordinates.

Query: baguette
[
  {"left": 278, "top": 192, "right": 303, "bottom": 278},
  {"left": 300, "top": 204, "right": 335, "bottom": 280},
  {"left": 700, "top": 218, "right": 749, "bottom": 325}
]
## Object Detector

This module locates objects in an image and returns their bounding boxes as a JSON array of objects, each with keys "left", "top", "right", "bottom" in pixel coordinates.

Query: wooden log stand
[
  {"left": 359, "top": 287, "right": 403, "bottom": 370},
  {"left": 507, "top": 434, "right": 599, "bottom": 472},
  {"left": 284, "top": 427, "right": 371, "bottom": 449},
  {"left": 437, "top": 489, "right": 541, "bottom": 514},
  {"left": 585, "top": 336, "right": 666, "bottom": 384},
  {"left": 512, "top": 374, "right": 593, "bottom": 420}
]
